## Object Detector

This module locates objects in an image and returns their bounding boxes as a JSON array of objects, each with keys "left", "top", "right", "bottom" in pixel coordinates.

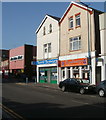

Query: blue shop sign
[{"left": 31, "top": 59, "right": 58, "bottom": 65}]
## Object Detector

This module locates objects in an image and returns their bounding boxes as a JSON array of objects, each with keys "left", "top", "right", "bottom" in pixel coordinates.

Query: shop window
[
  {"left": 67, "top": 67, "right": 70, "bottom": 78},
  {"left": 62, "top": 68, "right": 65, "bottom": 79},
  {"left": 69, "top": 36, "right": 81, "bottom": 51}
]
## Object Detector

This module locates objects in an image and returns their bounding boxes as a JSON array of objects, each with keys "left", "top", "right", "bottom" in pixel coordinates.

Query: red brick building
[{"left": 9, "top": 44, "right": 37, "bottom": 79}]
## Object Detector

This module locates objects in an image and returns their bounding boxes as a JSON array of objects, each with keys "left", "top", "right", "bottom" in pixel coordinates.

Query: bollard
[{"left": 26, "top": 77, "right": 28, "bottom": 84}]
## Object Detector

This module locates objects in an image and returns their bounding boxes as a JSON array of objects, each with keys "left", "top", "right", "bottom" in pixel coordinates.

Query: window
[
  {"left": 49, "top": 24, "right": 52, "bottom": 33},
  {"left": 70, "top": 36, "right": 81, "bottom": 51},
  {"left": 48, "top": 43, "right": 51, "bottom": 53},
  {"left": 43, "top": 26, "right": 46, "bottom": 35},
  {"left": 75, "top": 14, "right": 81, "bottom": 27},
  {"left": 69, "top": 17, "right": 73, "bottom": 29},
  {"left": 44, "top": 44, "right": 47, "bottom": 53},
  {"left": 43, "top": 43, "right": 51, "bottom": 59}
]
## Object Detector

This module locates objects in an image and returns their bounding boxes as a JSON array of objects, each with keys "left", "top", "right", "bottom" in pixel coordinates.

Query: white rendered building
[{"left": 36, "top": 14, "right": 60, "bottom": 84}]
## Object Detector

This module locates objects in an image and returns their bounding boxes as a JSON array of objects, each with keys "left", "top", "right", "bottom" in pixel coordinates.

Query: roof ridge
[{"left": 47, "top": 14, "right": 61, "bottom": 21}]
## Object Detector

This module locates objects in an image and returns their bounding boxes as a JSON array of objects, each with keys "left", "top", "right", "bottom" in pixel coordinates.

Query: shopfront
[
  {"left": 59, "top": 58, "right": 90, "bottom": 82},
  {"left": 39, "top": 67, "right": 57, "bottom": 83},
  {"left": 36, "top": 59, "right": 58, "bottom": 84}
]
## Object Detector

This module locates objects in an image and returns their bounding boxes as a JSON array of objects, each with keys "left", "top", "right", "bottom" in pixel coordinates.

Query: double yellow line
[{"left": 0, "top": 103, "right": 26, "bottom": 120}]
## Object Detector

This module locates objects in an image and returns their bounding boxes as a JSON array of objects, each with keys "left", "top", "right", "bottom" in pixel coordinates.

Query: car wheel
[
  {"left": 98, "top": 89, "right": 105, "bottom": 97},
  {"left": 80, "top": 88, "right": 85, "bottom": 94},
  {"left": 61, "top": 86, "right": 66, "bottom": 92}
]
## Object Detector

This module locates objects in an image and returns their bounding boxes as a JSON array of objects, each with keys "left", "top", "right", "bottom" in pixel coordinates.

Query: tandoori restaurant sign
[{"left": 59, "top": 58, "right": 88, "bottom": 67}]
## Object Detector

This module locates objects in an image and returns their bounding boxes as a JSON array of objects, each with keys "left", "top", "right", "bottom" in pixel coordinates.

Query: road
[{"left": 2, "top": 82, "right": 106, "bottom": 119}]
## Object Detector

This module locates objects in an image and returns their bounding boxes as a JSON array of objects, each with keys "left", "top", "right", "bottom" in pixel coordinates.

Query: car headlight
[{"left": 84, "top": 87, "right": 88, "bottom": 89}]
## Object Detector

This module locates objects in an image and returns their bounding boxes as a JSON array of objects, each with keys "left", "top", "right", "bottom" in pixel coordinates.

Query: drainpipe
[
  {"left": 86, "top": 6, "right": 92, "bottom": 84},
  {"left": 80, "top": 2, "right": 92, "bottom": 83},
  {"left": 57, "top": 22, "right": 61, "bottom": 84}
]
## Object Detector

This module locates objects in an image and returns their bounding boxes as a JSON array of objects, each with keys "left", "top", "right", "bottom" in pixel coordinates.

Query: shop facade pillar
[
  {"left": 91, "top": 58, "right": 96, "bottom": 84},
  {"left": 70, "top": 67, "right": 73, "bottom": 78},
  {"left": 79, "top": 66, "right": 82, "bottom": 79},
  {"left": 58, "top": 67, "right": 62, "bottom": 83},
  {"left": 37, "top": 66, "right": 39, "bottom": 83},
  {"left": 65, "top": 67, "right": 68, "bottom": 79}
]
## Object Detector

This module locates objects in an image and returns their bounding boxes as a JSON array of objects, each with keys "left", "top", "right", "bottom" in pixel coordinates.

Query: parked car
[
  {"left": 95, "top": 80, "right": 106, "bottom": 97},
  {"left": 59, "top": 78, "right": 96, "bottom": 94}
]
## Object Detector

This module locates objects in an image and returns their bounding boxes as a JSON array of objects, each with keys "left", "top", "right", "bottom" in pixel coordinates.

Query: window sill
[
  {"left": 68, "top": 28, "right": 73, "bottom": 31},
  {"left": 69, "top": 49, "right": 81, "bottom": 52},
  {"left": 75, "top": 25, "right": 81, "bottom": 29}
]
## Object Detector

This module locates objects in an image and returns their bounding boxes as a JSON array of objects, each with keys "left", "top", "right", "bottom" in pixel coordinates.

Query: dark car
[
  {"left": 59, "top": 78, "right": 95, "bottom": 94},
  {"left": 95, "top": 80, "right": 106, "bottom": 97}
]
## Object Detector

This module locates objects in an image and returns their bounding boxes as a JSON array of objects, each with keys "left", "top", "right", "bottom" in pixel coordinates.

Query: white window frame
[
  {"left": 44, "top": 44, "right": 47, "bottom": 53},
  {"left": 75, "top": 14, "right": 81, "bottom": 27},
  {"left": 69, "top": 36, "right": 81, "bottom": 51},
  {"left": 48, "top": 43, "right": 51, "bottom": 53},
  {"left": 43, "top": 43, "right": 52, "bottom": 59},
  {"left": 69, "top": 17, "right": 73, "bottom": 28}
]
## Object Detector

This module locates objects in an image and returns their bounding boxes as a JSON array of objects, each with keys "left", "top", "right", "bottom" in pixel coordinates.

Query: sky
[{"left": 2, "top": 0, "right": 106, "bottom": 50}]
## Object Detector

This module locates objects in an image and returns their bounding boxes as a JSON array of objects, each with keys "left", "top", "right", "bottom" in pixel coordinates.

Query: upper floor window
[
  {"left": 75, "top": 14, "right": 81, "bottom": 27},
  {"left": 43, "top": 43, "right": 52, "bottom": 59},
  {"left": 43, "top": 26, "right": 46, "bottom": 35},
  {"left": 49, "top": 24, "right": 52, "bottom": 33},
  {"left": 44, "top": 44, "right": 47, "bottom": 53},
  {"left": 69, "top": 16, "right": 73, "bottom": 29},
  {"left": 48, "top": 43, "right": 51, "bottom": 53},
  {"left": 69, "top": 36, "right": 81, "bottom": 51}
]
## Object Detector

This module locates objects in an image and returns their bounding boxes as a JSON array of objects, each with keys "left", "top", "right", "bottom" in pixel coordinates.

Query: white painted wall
[
  {"left": 99, "top": 13, "right": 106, "bottom": 81},
  {"left": 99, "top": 13, "right": 106, "bottom": 56},
  {"left": 36, "top": 16, "right": 59, "bottom": 60}
]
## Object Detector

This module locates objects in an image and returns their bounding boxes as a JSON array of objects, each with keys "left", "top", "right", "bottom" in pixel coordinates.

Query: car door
[{"left": 68, "top": 79, "right": 78, "bottom": 92}]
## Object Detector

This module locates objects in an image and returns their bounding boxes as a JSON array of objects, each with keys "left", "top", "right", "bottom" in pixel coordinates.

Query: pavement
[
  {"left": 2, "top": 77, "right": 60, "bottom": 90},
  {"left": 15, "top": 82, "right": 59, "bottom": 90}
]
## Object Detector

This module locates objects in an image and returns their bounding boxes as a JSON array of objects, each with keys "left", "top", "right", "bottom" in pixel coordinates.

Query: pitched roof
[
  {"left": 59, "top": 1, "right": 103, "bottom": 25},
  {"left": 59, "top": 1, "right": 93, "bottom": 24},
  {"left": 36, "top": 14, "right": 60, "bottom": 34},
  {"left": 47, "top": 14, "right": 60, "bottom": 21},
  {"left": 78, "top": 1, "right": 103, "bottom": 13}
]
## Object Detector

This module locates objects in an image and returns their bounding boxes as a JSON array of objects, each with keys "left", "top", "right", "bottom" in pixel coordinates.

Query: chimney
[{"left": 75, "top": 0, "right": 80, "bottom": 2}]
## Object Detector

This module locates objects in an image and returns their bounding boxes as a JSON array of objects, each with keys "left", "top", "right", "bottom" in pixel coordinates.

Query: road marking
[{"left": 0, "top": 103, "right": 27, "bottom": 120}]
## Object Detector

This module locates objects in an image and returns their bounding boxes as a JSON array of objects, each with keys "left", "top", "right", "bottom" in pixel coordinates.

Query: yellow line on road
[{"left": 0, "top": 103, "right": 27, "bottom": 120}]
